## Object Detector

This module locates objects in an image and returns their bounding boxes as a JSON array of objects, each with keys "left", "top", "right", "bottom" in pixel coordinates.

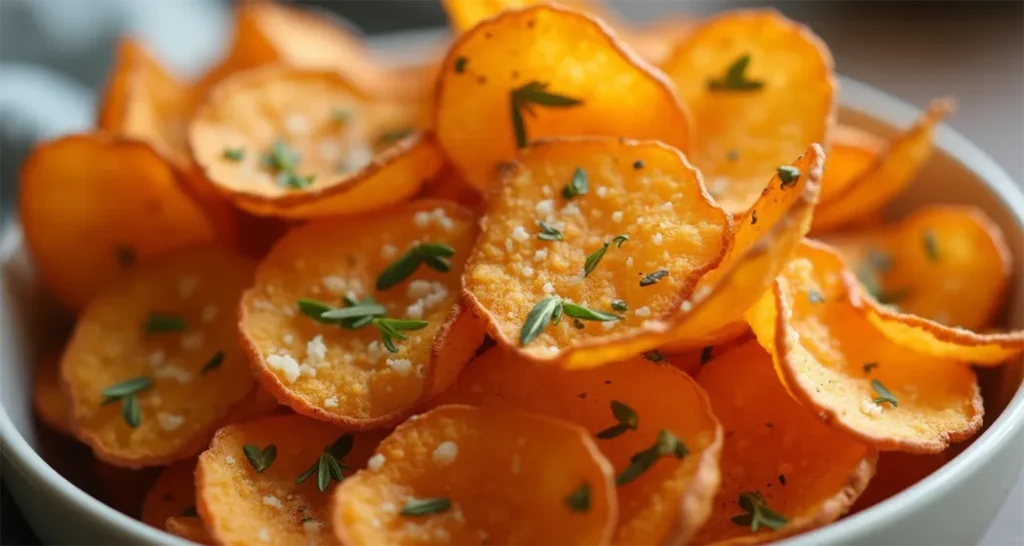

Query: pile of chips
[{"left": 22, "top": 1, "right": 1022, "bottom": 545}]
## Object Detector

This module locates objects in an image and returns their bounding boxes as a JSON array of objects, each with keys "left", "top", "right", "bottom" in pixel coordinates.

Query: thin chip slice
[
  {"left": 660, "top": 10, "right": 835, "bottom": 214},
  {"left": 850, "top": 452, "right": 946, "bottom": 514},
  {"left": 20, "top": 134, "right": 216, "bottom": 309},
  {"left": 695, "top": 340, "right": 875, "bottom": 544},
  {"left": 142, "top": 459, "right": 198, "bottom": 528},
  {"left": 435, "top": 4, "right": 691, "bottom": 190},
  {"left": 745, "top": 240, "right": 983, "bottom": 453},
  {"left": 197, "top": 414, "right": 387, "bottom": 546},
  {"left": 442, "top": 0, "right": 611, "bottom": 33},
  {"left": 818, "top": 125, "right": 884, "bottom": 204},
  {"left": 432, "top": 349, "right": 723, "bottom": 545},
  {"left": 463, "top": 138, "right": 731, "bottom": 368},
  {"left": 33, "top": 355, "right": 72, "bottom": 435},
  {"left": 331, "top": 405, "right": 617, "bottom": 545},
  {"left": 240, "top": 201, "right": 484, "bottom": 427},
  {"left": 61, "top": 246, "right": 256, "bottom": 467},
  {"left": 190, "top": 66, "right": 442, "bottom": 218},
  {"left": 812, "top": 99, "right": 954, "bottom": 231},
  {"left": 165, "top": 517, "right": 213, "bottom": 545}
]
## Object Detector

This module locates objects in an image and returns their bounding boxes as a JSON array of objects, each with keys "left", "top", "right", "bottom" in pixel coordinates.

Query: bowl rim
[{"left": 1, "top": 66, "right": 1022, "bottom": 545}]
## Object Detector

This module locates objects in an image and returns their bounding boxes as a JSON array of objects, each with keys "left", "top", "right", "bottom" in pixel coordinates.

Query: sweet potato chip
[
  {"left": 850, "top": 452, "right": 946, "bottom": 514},
  {"left": 20, "top": 134, "right": 216, "bottom": 309},
  {"left": 33, "top": 355, "right": 72, "bottom": 435},
  {"left": 812, "top": 99, "right": 954, "bottom": 231},
  {"left": 240, "top": 201, "right": 484, "bottom": 427},
  {"left": 434, "top": 4, "right": 691, "bottom": 190},
  {"left": 695, "top": 340, "right": 875, "bottom": 544},
  {"left": 745, "top": 240, "right": 983, "bottom": 453},
  {"left": 432, "top": 349, "right": 723, "bottom": 545},
  {"left": 463, "top": 138, "right": 731, "bottom": 368},
  {"left": 61, "top": 246, "right": 257, "bottom": 467},
  {"left": 660, "top": 10, "right": 835, "bottom": 214},
  {"left": 818, "top": 125, "right": 884, "bottom": 204},
  {"left": 142, "top": 459, "right": 198, "bottom": 528},
  {"left": 165, "top": 517, "right": 213, "bottom": 545},
  {"left": 197, "top": 414, "right": 387, "bottom": 546},
  {"left": 190, "top": 65, "right": 442, "bottom": 218},
  {"left": 331, "top": 404, "right": 617, "bottom": 546}
]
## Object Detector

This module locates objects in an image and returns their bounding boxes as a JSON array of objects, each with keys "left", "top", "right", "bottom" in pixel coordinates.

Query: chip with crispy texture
[
  {"left": 432, "top": 349, "right": 722, "bottom": 545},
  {"left": 197, "top": 414, "right": 387, "bottom": 546},
  {"left": 745, "top": 240, "right": 983, "bottom": 453},
  {"left": 434, "top": 4, "right": 691, "bottom": 190},
  {"left": 165, "top": 517, "right": 213, "bottom": 545},
  {"left": 20, "top": 134, "right": 216, "bottom": 309},
  {"left": 818, "top": 125, "right": 884, "bottom": 204},
  {"left": 33, "top": 355, "right": 72, "bottom": 435},
  {"left": 463, "top": 138, "right": 731, "bottom": 368},
  {"left": 331, "top": 404, "right": 617, "bottom": 545},
  {"left": 695, "top": 340, "right": 876, "bottom": 544},
  {"left": 240, "top": 201, "right": 484, "bottom": 427},
  {"left": 190, "top": 65, "right": 442, "bottom": 218},
  {"left": 812, "top": 99, "right": 954, "bottom": 231},
  {"left": 660, "top": 10, "right": 835, "bottom": 215},
  {"left": 142, "top": 459, "right": 198, "bottom": 528},
  {"left": 61, "top": 246, "right": 256, "bottom": 467}
]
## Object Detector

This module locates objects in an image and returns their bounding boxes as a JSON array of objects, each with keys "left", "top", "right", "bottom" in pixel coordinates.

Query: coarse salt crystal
[
  {"left": 626, "top": 257, "right": 634, "bottom": 267},
  {"left": 148, "top": 350, "right": 166, "bottom": 367},
  {"left": 662, "top": 202, "right": 673, "bottom": 211},
  {"left": 414, "top": 211, "right": 430, "bottom": 228},
  {"left": 225, "top": 455, "right": 236, "bottom": 464},
  {"left": 306, "top": 334, "right": 327, "bottom": 366},
  {"left": 154, "top": 364, "right": 192, "bottom": 384},
  {"left": 596, "top": 187, "right": 607, "bottom": 197},
  {"left": 635, "top": 306, "right": 652, "bottom": 317},
  {"left": 562, "top": 203, "right": 581, "bottom": 217},
  {"left": 298, "top": 364, "right": 317, "bottom": 378},
  {"left": 535, "top": 199, "right": 555, "bottom": 216},
  {"left": 653, "top": 233, "right": 663, "bottom": 245},
  {"left": 267, "top": 354, "right": 301, "bottom": 383},
  {"left": 432, "top": 441, "right": 458, "bottom": 466},
  {"left": 407, "top": 279, "right": 433, "bottom": 299},
  {"left": 180, "top": 332, "right": 204, "bottom": 351},
  {"left": 257, "top": 529, "right": 270, "bottom": 542},
  {"left": 284, "top": 114, "right": 309, "bottom": 135},
  {"left": 542, "top": 282, "right": 555, "bottom": 294},
  {"left": 521, "top": 266, "right": 534, "bottom": 277},
  {"left": 534, "top": 249, "right": 548, "bottom": 261},
  {"left": 201, "top": 305, "right": 217, "bottom": 324},
  {"left": 681, "top": 301, "right": 693, "bottom": 312},
  {"left": 602, "top": 321, "right": 617, "bottom": 330},
  {"left": 178, "top": 277, "right": 198, "bottom": 299},
  {"left": 381, "top": 244, "right": 398, "bottom": 259},
  {"left": 386, "top": 358, "right": 413, "bottom": 376},
  {"left": 324, "top": 397, "right": 338, "bottom": 408},
  {"left": 611, "top": 211, "right": 623, "bottom": 223},
  {"left": 157, "top": 413, "right": 185, "bottom": 432},
  {"left": 511, "top": 226, "right": 529, "bottom": 242},
  {"left": 505, "top": 238, "right": 513, "bottom": 252},
  {"left": 263, "top": 495, "right": 284, "bottom": 509},
  {"left": 303, "top": 521, "right": 322, "bottom": 534},
  {"left": 283, "top": 333, "right": 295, "bottom": 345},
  {"left": 367, "top": 453, "right": 386, "bottom": 471}
]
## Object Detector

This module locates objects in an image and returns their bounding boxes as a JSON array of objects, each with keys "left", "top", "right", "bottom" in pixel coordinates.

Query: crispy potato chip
[
  {"left": 331, "top": 404, "right": 617, "bottom": 546},
  {"left": 660, "top": 10, "right": 835, "bottom": 214},
  {"left": 166, "top": 516, "right": 213, "bottom": 545},
  {"left": 142, "top": 459, "right": 198, "bottom": 528},
  {"left": 745, "top": 240, "right": 983, "bottom": 453},
  {"left": 190, "top": 65, "right": 442, "bottom": 218},
  {"left": 435, "top": 5, "right": 691, "bottom": 190},
  {"left": 463, "top": 138, "right": 731, "bottom": 368},
  {"left": 850, "top": 452, "right": 946, "bottom": 514},
  {"left": 661, "top": 328, "right": 753, "bottom": 377},
  {"left": 812, "top": 100, "right": 954, "bottom": 231},
  {"left": 61, "top": 246, "right": 257, "bottom": 467},
  {"left": 240, "top": 201, "right": 484, "bottom": 427},
  {"left": 33, "top": 355, "right": 72, "bottom": 435},
  {"left": 20, "top": 134, "right": 216, "bottom": 309},
  {"left": 818, "top": 125, "right": 884, "bottom": 204},
  {"left": 97, "top": 38, "right": 195, "bottom": 166},
  {"left": 695, "top": 340, "right": 875, "bottom": 544},
  {"left": 432, "top": 349, "right": 722, "bottom": 545},
  {"left": 197, "top": 414, "right": 387, "bottom": 546}
]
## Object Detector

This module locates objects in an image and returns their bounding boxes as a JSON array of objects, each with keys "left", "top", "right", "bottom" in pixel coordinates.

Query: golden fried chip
[
  {"left": 442, "top": 0, "right": 610, "bottom": 33},
  {"left": 33, "top": 355, "right": 72, "bottom": 435},
  {"left": 433, "top": 349, "right": 722, "bottom": 545},
  {"left": 695, "top": 340, "right": 875, "bottom": 544},
  {"left": 660, "top": 10, "right": 835, "bottom": 214},
  {"left": 142, "top": 459, "right": 198, "bottom": 528},
  {"left": 61, "top": 247, "right": 257, "bottom": 467},
  {"left": 435, "top": 5, "right": 691, "bottom": 190},
  {"left": 331, "top": 405, "right": 617, "bottom": 546},
  {"left": 812, "top": 100, "right": 954, "bottom": 231},
  {"left": 165, "top": 517, "right": 213, "bottom": 545},
  {"left": 190, "top": 66, "right": 442, "bottom": 218},
  {"left": 745, "top": 240, "right": 983, "bottom": 453},
  {"left": 240, "top": 201, "right": 484, "bottom": 427},
  {"left": 850, "top": 452, "right": 946, "bottom": 514},
  {"left": 197, "top": 414, "right": 387, "bottom": 546},
  {"left": 818, "top": 125, "right": 884, "bottom": 203},
  {"left": 463, "top": 138, "right": 731, "bottom": 368},
  {"left": 20, "top": 134, "right": 216, "bottom": 309}
]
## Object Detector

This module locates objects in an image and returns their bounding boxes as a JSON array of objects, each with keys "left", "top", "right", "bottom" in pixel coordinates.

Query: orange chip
[
  {"left": 165, "top": 516, "right": 213, "bottom": 545},
  {"left": 197, "top": 414, "right": 387, "bottom": 546},
  {"left": 441, "top": 0, "right": 611, "bottom": 33},
  {"left": 434, "top": 5, "right": 691, "bottom": 190},
  {"left": 33, "top": 355, "right": 72, "bottom": 435},
  {"left": 745, "top": 240, "right": 983, "bottom": 453},
  {"left": 432, "top": 349, "right": 722, "bottom": 545},
  {"left": 417, "top": 164, "right": 486, "bottom": 216},
  {"left": 19, "top": 134, "right": 216, "bottom": 309},
  {"left": 695, "top": 340, "right": 875, "bottom": 544},
  {"left": 812, "top": 99, "right": 954, "bottom": 231},
  {"left": 851, "top": 452, "right": 946, "bottom": 514},
  {"left": 61, "top": 246, "right": 257, "bottom": 467},
  {"left": 660, "top": 10, "right": 836, "bottom": 214},
  {"left": 97, "top": 38, "right": 195, "bottom": 166},
  {"left": 142, "top": 459, "right": 198, "bottom": 528},
  {"left": 331, "top": 404, "right": 617, "bottom": 545},
  {"left": 240, "top": 201, "right": 484, "bottom": 427},
  {"left": 190, "top": 65, "right": 442, "bottom": 218},
  {"left": 463, "top": 138, "right": 731, "bottom": 368},
  {"left": 818, "top": 125, "right": 884, "bottom": 204}
]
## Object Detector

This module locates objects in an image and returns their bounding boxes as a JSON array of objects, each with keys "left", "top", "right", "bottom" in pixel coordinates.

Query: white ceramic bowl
[{"left": 1, "top": 33, "right": 1022, "bottom": 545}]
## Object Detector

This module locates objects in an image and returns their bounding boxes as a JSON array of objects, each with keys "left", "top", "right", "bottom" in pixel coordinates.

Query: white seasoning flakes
[
  {"left": 298, "top": 364, "right": 317, "bottom": 378},
  {"left": 681, "top": 301, "right": 693, "bottom": 313},
  {"left": 324, "top": 397, "right": 339, "bottom": 408},
  {"left": 381, "top": 244, "right": 398, "bottom": 260},
  {"left": 661, "top": 202, "right": 673, "bottom": 211},
  {"left": 414, "top": 211, "right": 431, "bottom": 228},
  {"left": 542, "top": 282, "right": 555, "bottom": 294},
  {"left": 148, "top": 350, "right": 166, "bottom": 367},
  {"left": 611, "top": 211, "right": 624, "bottom": 223},
  {"left": 511, "top": 226, "right": 530, "bottom": 242},
  {"left": 626, "top": 256, "right": 634, "bottom": 267},
  {"left": 367, "top": 453, "right": 386, "bottom": 471},
  {"left": 414, "top": 208, "right": 455, "bottom": 231},
  {"left": 534, "top": 249, "right": 548, "bottom": 262},
  {"left": 521, "top": 266, "right": 534, "bottom": 277},
  {"left": 562, "top": 203, "right": 582, "bottom": 217},
  {"left": 381, "top": 501, "right": 396, "bottom": 514},
  {"left": 263, "top": 495, "right": 284, "bottom": 509},
  {"left": 505, "top": 238, "right": 514, "bottom": 252},
  {"left": 541, "top": 185, "right": 552, "bottom": 196},
  {"left": 225, "top": 455, "right": 236, "bottom": 464},
  {"left": 535, "top": 199, "right": 555, "bottom": 216},
  {"left": 201, "top": 305, "right": 218, "bottom": 324},
  {"left": 267, "top": 354, "right": 301, "bottom": 383},
  {"left": 635, "top": 306, "right": 652, "bottom": 317},
  {"left": 284, "top": 113, "right": 310, "bottom": 136},
  {"left": 860, "top": 398, "right": 883, "bottom": 417},
  {"left": 596, "top": 186, "right": 607, "bottom": 197},
  {"left": 653, "top": 233, "right": 664, "bottom": 245},
  {"left": 367, "top": 340, "right": 386, "bottom": 364},
  {"left": 180, "top": 332, "right": 204, "bottom": 351},
  {"left": 283, "top": 333, "right": 295, "bottom": 345},
  {"left": 157, "top": 412, "right": 185, "bottom": 432},
  {"left": 432, "top": 441, "right": 459, "bottom": 466},
  {"left": 258, "top": 529, "right": 271, "bottom": 542},
  {"left": 323, "top": 276, "right": 362, "bottom": 298},
  {"left": 386, "top": 358, "right": 413, "bottom": 376},
  {"left": 407, "top": 279, "right": 434, "bottom": 299},
  {"left": 318, "top": 140, "right": 343, "bottom": 164},
  {"left": 306, "top": 334, "right": 328, "bottom": 367},
  {"left": 601, "top": 321, "right": 617, "bottom": 331},
  {"left": 177, "top": 276, "right": 199, "bottom": 299},
  {"left": 302, "top": 520, "right": 322, "bottom": 534},
  {"left": 154, "top": 364, "right": 193, "bottom": 384}
]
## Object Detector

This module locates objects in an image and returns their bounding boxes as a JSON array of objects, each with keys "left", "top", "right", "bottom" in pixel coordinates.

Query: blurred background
[{"left": 0, "top": 1, "right": 1021, "bottom": 544}]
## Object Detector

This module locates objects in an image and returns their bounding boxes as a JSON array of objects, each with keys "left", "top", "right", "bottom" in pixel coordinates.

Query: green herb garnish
[
  {"left": 807, "top": 290, "right": 825, "bottom": 304},
  {"left": 727, "top": 149, "right": 740, "bottom": 161},
  {"left": 639, "top": 269, "right": 669, "bottom": 287},
  {"left": 223, "top": 148, "right": 245, "bottom": 162},
  {"left": 261, "top": 140, "right": 300, "bottom": 172},
  {"left": 564, "top": 483, "right": 591, "bottom": 513},
  {"left": 923, "top": 231, "right": 940, "bottom": 261},
  {"left": 731, "top": 491, "right": 788, "bottom": 532},
  {"left": 537, "top": 221, "right": 563, "bottom": 241},
  {"left": 562, "top": 167, "right": 589, "bottom": 199},
  {"left": 275, "top": 170, "right": 315, "bottom": 189},
  {"left": 583, "top": 234, "right": 628, "bottom": 277},
  {"left": 510, "top": 81, "right": 583, "bottom": 148},
  {"left": 520, "top": 297, "right": 620, "bottom": 345},
  {"left": 700, "top": 346, "right": 714, "bottom": 365},
  {"left": 243, "top": 444, "right": 277, "bottom": 473},
  {"left": 376, "top": 243, "right": 455, "bottom": 290},
  {"left": 454, "top": 56, "right": 468, "bottom": 73},
  {"left": 644, "top": 350, "right": 665, "bottom": 363},
  {"left": 871, "top": 379, "right": 899, "bottom": 407},
  {"left": 611, "top": 299, "right": 628, "bottom": 312},
  {"left": 632, "top": 160, "right": 644, "bottom": 170},
  {"left": 400, "top": 497, "right": 451, "bottom": 516},
  {"left": 707, "top": 54, "right": 764, "bottom": 91},
  {"left": 201, "top": 351, "right": 225, "bottom": 375},
  {"left": 596, "top": 400, "right": 639, "bottom": 439},
  {"left": 617, "top": 429, "right": 688, "bottom": 486},
  {"left": 296, "top": 435, "right": 354, "bottom": 492},
  {"left": 332, "top": 108, "right": 352, "bottom": 124},
  {"left": 777, "top": 166, "right": 801, "bottom": 188},
  {"left": 101, "top": 376, "right": 152, "bottom": 403},
  {"left": 377, "top": 128, "right": 413, "bottom": 147},
  {"left": 778, "top": 475, "right": 787, "bottom": 486},
  {"left": 863, "top": 362, "right": 879, "bottom": 374},
  {"left": 143, "top": 313, "right": 187, "bottom": 333},
  {"left": 121, "top": 394, "right": 141, "bottom": 428},
  {"left": 373, "top": 318, "right": 430, "bottom": 353}
]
